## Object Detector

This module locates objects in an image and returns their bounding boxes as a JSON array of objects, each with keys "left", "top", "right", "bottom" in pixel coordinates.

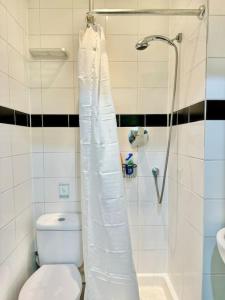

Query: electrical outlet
[{"left": 59, "top": 183, "right": 70, "bottom": 199}]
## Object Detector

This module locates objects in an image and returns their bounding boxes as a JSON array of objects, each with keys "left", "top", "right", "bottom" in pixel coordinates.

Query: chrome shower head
[{"left": 136, "top": 33, "right": 182, "bottom": 50}]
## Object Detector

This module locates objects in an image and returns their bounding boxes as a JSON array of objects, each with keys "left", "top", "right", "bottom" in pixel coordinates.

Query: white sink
[{"left": 217, "top": 228, "right": 225, "bottom": 264}]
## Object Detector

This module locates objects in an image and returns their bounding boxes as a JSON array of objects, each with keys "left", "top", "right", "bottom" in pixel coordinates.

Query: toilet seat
[{"left": 18, "top": 264, "right": 82, "bottom": 300}]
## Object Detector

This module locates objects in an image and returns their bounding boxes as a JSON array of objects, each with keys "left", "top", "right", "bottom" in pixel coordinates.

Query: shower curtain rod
[{"left": 88, "top": 3, "right": 206, "bottom": 20}]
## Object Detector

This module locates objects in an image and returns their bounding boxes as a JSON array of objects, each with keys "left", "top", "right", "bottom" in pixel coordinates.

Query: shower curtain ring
[{"left": 86, "top": 13, "right": 95, "bottom": 27}]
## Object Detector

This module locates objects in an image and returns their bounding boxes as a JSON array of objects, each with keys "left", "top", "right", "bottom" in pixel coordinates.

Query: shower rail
[{"left": 88, "top": 1, "right": 206, "bottom": 20}]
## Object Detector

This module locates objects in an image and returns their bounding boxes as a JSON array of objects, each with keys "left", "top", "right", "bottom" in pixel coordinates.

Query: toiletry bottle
[{"left": 125, "top": 153, "right": 134, "bottom": 175}]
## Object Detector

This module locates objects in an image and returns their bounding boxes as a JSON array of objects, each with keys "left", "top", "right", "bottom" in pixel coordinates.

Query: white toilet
[{"left": 19, "top": 213, "right": 83, "bottom": 300}]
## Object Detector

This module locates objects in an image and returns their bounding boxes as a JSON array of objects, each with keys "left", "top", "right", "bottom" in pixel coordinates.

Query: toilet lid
[{"left": 19, "top": 265, "right": 82, "bottom": 300}]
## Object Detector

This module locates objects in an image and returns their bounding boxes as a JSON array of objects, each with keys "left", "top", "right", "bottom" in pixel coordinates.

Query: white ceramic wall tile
[
  {"left": 138, "top": 16, "right": 169, "bottom": 36},
  {"left": 40, "top": 9, "right": 73, "bottom": 34},
  {"left": 0, "top": 189, "right": 14, "bottom": 229},
  {"left": 205, "top": 160, "right": 225, "bottom": 199},
  {"left": 209, "top": 0, "right": 225, "bottom": 15},
  {"left": 138, "top": 250, "right": 167, "bottom": 273},
  {"left": 32, "top": 128, "right": 43, "bottom": 153},
  {"left": 40, "top": 0, "right": 73, "bottom": 8},
  {"left": 0, "top": 157, "right": 13, "bottom": 192},
  {"left": 0, "top": 1, "right": 34, "bottom": 298},
  {"left": 112, "top": 88, "right": 138, "bottom": 114},
  {"left": 0, "top": 38, "right": 8, "bottom": 74},
  {"left": 0, "top": 4, "right": 7, "bottom": 40},
  {"left": 43, "top": 128, "right": 75, "bottom": 153},
  {"left": 110, "top": 62, "right": 138, "bottom": 88},
  {"left": 106, "top": 16, "right": 138, "bottom": 35},
  {"left": 7, "top": 14, "right": 24, "bottom": 55},
  {"left": 44, "top": 201, "right": 80, "bottom": 213},
  {"left": 107, "top": 35, "right": 138, "bottom": 62},
  {"left": 42, "top": 88, "right": 75, "bottom": 114},
  {"left": 32, "top": 153, "right": 44, "bottom": 178},
  {"left": 0, "top": 221, "right": 15, "bottom": 264},
  {"left": 207, "top": 58, "right": 225, "bottom": 100},
  {"left": 205, "top": 121, "right": 225, "bottom": 160},
  {"left": 138, "top": 87, "right": 168, "bottom": 114},
  {"left": 14, "top": 181, "right": 32, "bottom": 216},
  {"left": 208, "top": 16, "right": 225, "bottom": 58},
  {"left": 204, "top": 199, "right": 225, "bottom": 237},
  {"left": 44, "top": 153, "right": 76, "bottom": 178},
  {"left": 139, "top": 226, "right": 168, "bottom": 250},
  {"left": 0, "top": 72, "right": 10, "bottom": 108},
  {"left": 41, "top": 62, "right": 74, "bottom": 88},
  {"left": 138, "top": 62, "right": 168, "bottom": 88},
  {"left": 138, "top": 151, "right": 166, "bottom": 177},
  {"left": 32, "top": 178, "right": 44, "bottom": 203},
  {"left": 13, "top": 154, "right": 31, "bottom": 186}
]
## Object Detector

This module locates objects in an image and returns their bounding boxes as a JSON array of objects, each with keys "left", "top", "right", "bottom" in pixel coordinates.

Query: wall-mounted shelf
[{"left": 29, "top": 48, "right": 68, "bottom": 60}]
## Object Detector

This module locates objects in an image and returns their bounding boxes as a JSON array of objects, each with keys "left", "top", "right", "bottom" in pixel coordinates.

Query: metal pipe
[
  {"left": 89, "top": 0, "right": 94, "bottom": 12},
  {"left": 91, "top": 5, "right": 206, "bottom": 20}
]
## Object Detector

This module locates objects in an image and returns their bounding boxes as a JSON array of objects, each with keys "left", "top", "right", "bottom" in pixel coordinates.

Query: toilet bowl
[
  {"left": 19, "top": 265, "right": 82, "bottom": 300},
  {"left": 18, "top": 213, "right": 83, "bottom": 300}
]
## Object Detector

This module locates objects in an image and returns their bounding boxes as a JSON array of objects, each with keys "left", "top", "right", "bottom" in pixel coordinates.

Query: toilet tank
[{"left": 36, "top": 213, "right": 83, "bottom": 267}]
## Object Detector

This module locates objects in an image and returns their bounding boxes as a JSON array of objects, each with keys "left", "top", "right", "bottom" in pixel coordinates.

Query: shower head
[{"left": 136, "top": 33, "right": 182, "bottom": 50}]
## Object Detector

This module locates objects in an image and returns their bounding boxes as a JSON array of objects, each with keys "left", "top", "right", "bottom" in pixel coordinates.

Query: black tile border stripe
[{"left": 1, "top": 100, "right": 225, "bottom": 127}]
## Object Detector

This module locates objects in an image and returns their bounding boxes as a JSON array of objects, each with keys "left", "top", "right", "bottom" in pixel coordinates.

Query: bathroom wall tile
[
  {"left": 138, "top": 62, "right": 168, "bottom": 88},
  {"left": 204, "top": 199, "right": 225, "bottom": 237},
  {"left": 138, "top": 16, "right": 169, "bottom": 36},
  {"left": 0, "top": 124, "right": 12, "bottom": 158},
  {"left": 139, "top": 226, "right": 168, "bottom": 250},
  {"left": 43, "top": 128, "right": 75, "bottom": 153},
  {"left": 45, "top": 201, "right": 81, "bottom": 213},
  {"left": 209, "top": 0, "right": 225, "bottom": 15},
  {"left": 7, "top": 14, "right": 24, "bottom": 55},
  {"left": 208, "top": 17, "right": 225, "bottom": 58},
  {"left": 138, "top": 201, "right": 168, "bottom": 226},
  {"left": 138, "top": 151, "right": 166, "bottom": 177},
  {"left": 40, "top": 0, "right": 73, "bottom": 8},
  {"left": 0, "top": 38, "right": 8, "bottom": 74},
  {"left": 0, "top": 221, "right": 15, "bottom": 264},
  {"left": 15, "top": 207, "right": 32, "bottom": 243},
  {"left": 0, "top": 72, "right": 10, "bottom": 108},
  {"left": 32, "top": 153, "right": 43, "bottom": 178},
  {"left": 42, "top": 88, "right": 75, "bottom": 114},
  {"left": 32, "top": 178, "right": 44, "bottom": 203},
  {"left": 0, "top": 4, "right": 7, "bottom": 40},
  {"left": 40, "top": 9, "right": 73, "bottom": 34},
  {"left": 178, "top": 155, "right": 204, "bottom": 197},
  {"left": 44, "top": 153, "right": 76, "bottom": 178},
  {"left": 138, "top": 250, "right": 167, "bottom": 273},
  {"left": 14, "top": 181, "right": 32, "bottom": 216},
  {"left": 106, "top": 16, "right": 138, "bottom": 35},
  {"left": 41, "top": 62, "right": 74, "bottom": 88},
  {"left": 41, "top": 35, "right": 75, "bottom": 61},
  {"left": 205, "top": 160, "right": 225, "bottom": 199},
  {"left": 13, "top": 154, "right": 31, "bottom": 186},
  {"left": 107, "top": 35, "right": 138, "bottom": 62},
  {"left": 0, "top": 189, "right": 14, "bottom": 229},
  {"left": 112, "top": 88, "right": 138, "bottom": 114},
  {"left": 11, "top": 127, "right": 31, "bottom": 156},
  {"left": 205, "top": 121, "right": 225, "bottom": 160},
  {"left": 110, "top": 62, "right": 138, "bottom": 88},
  {"left": 9, "top": 79, "right": 28, "bottom": 113},
  {"left": 138, "top": 87, "right": 168, "bottom": 114},
  {"left": 8, "top": 47, "right": 25, "bottom": 84},
  {"left": 207, "top": 58, "right": 225, "bottom": 100},
  {"left": 32, "top": 128, "right": 43, "bottom": 153},
  {"left": 28, "top": 9, "right": 40, "bottom": 34},
  {"left": 0, "top": 157, "right": 13, "bottom": 192}
]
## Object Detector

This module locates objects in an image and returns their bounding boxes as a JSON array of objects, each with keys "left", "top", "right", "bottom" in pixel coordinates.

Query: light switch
[{"left": 59, "top": 183, "right": 70, "bottom": 199}]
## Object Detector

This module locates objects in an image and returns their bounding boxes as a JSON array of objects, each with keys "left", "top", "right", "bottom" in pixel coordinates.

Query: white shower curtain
[{"left": 78, "top": 25, "right": 139, "bottom": 300}]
